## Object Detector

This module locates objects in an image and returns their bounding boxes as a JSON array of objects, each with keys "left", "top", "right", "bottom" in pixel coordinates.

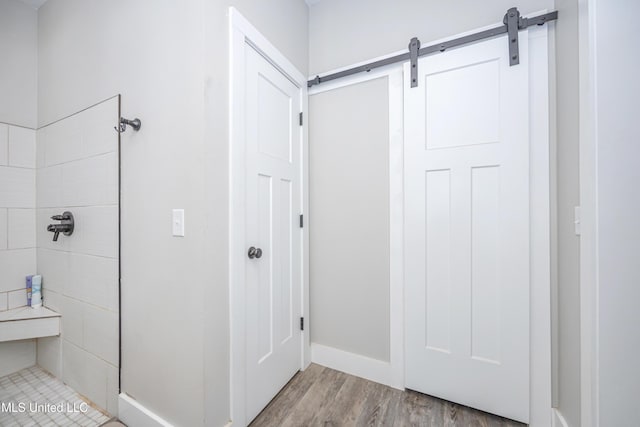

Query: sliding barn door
[{"left": 404, "top": 34, "right": 530, "bottom": 423}]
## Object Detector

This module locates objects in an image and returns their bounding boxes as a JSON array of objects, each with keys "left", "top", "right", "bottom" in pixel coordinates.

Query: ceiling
[
  {"left": 22, "top": 0, "right": 316, "bottom": 11},
  {"left": 20, "top": 0, "right": 47, "bottom": 9}
]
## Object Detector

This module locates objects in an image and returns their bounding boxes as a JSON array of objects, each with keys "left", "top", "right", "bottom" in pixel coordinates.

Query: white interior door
[
  {"left": 404, "top": 34, "right": 531, "bottom": 423},
  {"left": 244, "top": 45, "right": 303, "bottom": 423}
]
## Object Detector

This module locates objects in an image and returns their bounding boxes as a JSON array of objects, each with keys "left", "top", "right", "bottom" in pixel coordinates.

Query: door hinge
[
  {"left": 299, "top": 112, "right": 303, "bottom": 126},
  {"left": 300, "top": 317, "right": 304, "bottom": 331},
  {"left": 299, "top": 214, "right": 304, "bottom": 228}
]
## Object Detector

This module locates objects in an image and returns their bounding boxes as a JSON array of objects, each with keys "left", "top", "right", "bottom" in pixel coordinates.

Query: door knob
[{"left": 248, "top": 247, "right": 263, "bottom": 259}]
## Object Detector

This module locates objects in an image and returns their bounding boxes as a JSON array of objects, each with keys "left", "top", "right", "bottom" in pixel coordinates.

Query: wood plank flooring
[{"left": 249, "top": 364, "right": 526, "bottom": 427}]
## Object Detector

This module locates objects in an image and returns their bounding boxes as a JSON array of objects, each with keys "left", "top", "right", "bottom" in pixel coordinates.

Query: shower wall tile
[
  {"left": 0, "top": 249, "right": 36, "bottom": 293},
  {"left": 37, "top": 336, "right": 62, "bottom": 378},
  {"left": 61, "top": 296, "right": 83, "bottom": 347},
  {"left": 0, "top": 124, "right": 8, "bottom": 165},
  {"left": 37, "top": 248, "right": 69, "bottom": 293},
  {"left": 106, "top": 364, "right": 119, "bottom": 415},
  {"left": 0, "top": 167, "right": 35, "bottom": 208},
  {"left": 36, "top": 164, "right": 62, "bottom": 208},
  {"left": 83, "top": 304, "right": 118, "bottom": 365},
  {"left": 43, "top": 114, "right": 83, "bottom": 167},
  {"left": 0, "top": 123, "right": 36, "bottom": 314},
  {"left": 61, "top": 152, "right": 118, "bottom": 207},
  {"left": 62, "top": 340, "right": 111, "bottom": 411},
  {"left": 7, "top": 208, "right": 36, "bottom": 249},
  {"left": 36, "top": 97, "right": 118, "bottom": 415},
  {"left": 82, "top": 100, "right": 118, "bottom": 158},
  {"left": 36, "top": 128, "right": 46, "bottom": 168},
  {"left": 7, "top": 288, "right": 27, "bottom": 309},
  {"left": 0, "top": 340, "right": 36, "bottom": 377},
  {"left": 0, "top": 209, "right": 7, "bottom": 250},
  {"left": 67, "top": 253, "right": 118, "bottom": 311},
  {"left": 42, "top": 288, "right": 62, "bottom": 313},
  {"left": 68, "top": 206, "right": 119, "bottom": 258},
  {"left": 8, "top": 126, "right": 36, "bottom": 168}
]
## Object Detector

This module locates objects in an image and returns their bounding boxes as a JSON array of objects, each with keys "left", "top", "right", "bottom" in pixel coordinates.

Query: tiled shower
[{"left": 0, "top": 97, "right": 120, "bottom": 420}]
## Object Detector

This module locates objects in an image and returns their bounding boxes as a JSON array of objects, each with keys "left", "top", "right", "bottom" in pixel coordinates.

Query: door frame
[
  {"left": 228, "top": 7, "right": 310, "bottom": 426},
  {"left": 577, "top": 0, "right": 598, "bottom": 425}
]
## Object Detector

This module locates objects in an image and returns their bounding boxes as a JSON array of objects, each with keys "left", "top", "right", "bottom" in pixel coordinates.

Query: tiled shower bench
[{"left": 0, "top": 306, "right": 61, "bottom": 342}]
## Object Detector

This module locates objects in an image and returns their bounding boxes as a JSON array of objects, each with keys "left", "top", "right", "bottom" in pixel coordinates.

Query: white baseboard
[
  {"left": 310, "top": 343, "right": 403, "bottom": 390},
  {"left": 552, "top": 408, "right": 569, "bottom": 427},
  {"left": 118, "top": 393, "right": 174, "bottom": 427}
]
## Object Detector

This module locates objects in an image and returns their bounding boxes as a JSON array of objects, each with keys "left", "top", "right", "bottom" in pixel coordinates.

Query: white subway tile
[
  {"left": 7, "top": 289, "right": 27, "bottom": 309},
  {"left": 0, "top": 167, "right": 35, "bottom": 208},
  {"left": 61, "top": 296, "right": 83, "bottom": 347},
  {"left": 36, "top": 128, "right": 46, "bottom": 168},
  {"left": 0, "top": 208, "right": 7, "bottom": 249},
  {"left": 69, "top": 206, "right": 118, "bottom": 258},
  {"left": 83, "top": 304, "right": 118, "bottom": 365},
  {"left": 68, "top": 253, "right": 118, "bottom": 311},
  {"left": 82, "top": 98, "right": 119, "bottom": 158},
  {"left": 0, "top": 292, "right": 7, "bottom": 311},
  {"left": 61, "top": 341, "right": 108, "bottom": 410},
  {"left": 0, "top": 249, "right": 36, "bottom": 293},
  {"left": 0, "top": 124, "right": 8, "bottom": 166},
  {"left": 44, "top": 115, "right": 83, "bottom": 166},
  {"left": 36, "top": 165, "right": 62, "bottom": 208},
  {"left": 7, "top": 209, "right": 36, "bottom": 249},
  {"left": 61, "top": 153, "right": 118, "bottom": 207},
  {"left": 42, "top": 288, "right": 62, "bottom": 313},
  {"left": 106, "top": 363, "right": 119, "bottom": 416},
  {"left": 37, "top": 336, "right": 62, "bottom": 378},
  {"left": 0, "top": 340, "right": 36, "bottom": 377},
  {"left": 8, "top": 126, "right": 36, "bottom": 169},
  {"left": 37, "top": 248, "right": 69, "bottom": 293},
  {"left": 60, "top": 339, "right": 84, "bottom": 392}
]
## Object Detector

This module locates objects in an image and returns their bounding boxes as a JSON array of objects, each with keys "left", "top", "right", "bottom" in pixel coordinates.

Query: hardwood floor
[{"left": 249, "top": 364, "right": 526, "bottom": 427}]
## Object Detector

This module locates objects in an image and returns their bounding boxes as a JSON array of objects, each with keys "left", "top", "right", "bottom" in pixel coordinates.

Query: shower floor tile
[{"left": 0, "top": 365, "right": 111, "bottom": 426}]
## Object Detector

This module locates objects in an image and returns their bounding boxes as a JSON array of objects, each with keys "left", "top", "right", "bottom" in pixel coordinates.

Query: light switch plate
[{"left": 172, "top": 209, "right": 185, "bottom": 237}]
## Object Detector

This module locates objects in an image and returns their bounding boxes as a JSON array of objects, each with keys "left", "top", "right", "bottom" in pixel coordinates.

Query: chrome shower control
[{"left": 47, "top": 211, "right": 74, "bottom": 242}]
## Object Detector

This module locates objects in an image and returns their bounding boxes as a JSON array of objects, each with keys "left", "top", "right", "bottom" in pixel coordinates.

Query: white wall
[
  {"left": 554, "top": 0, "right": 581, "bottom": 425},
  {"left": 37, "top": 1, "right": 308, "bottom": 425},
  {"left": 0, "top": 0, "right": 38, "bottom": 128},
  {"left": 36, "top": 97, "right": 119, "bottom": 415},
  {"left": 309, "top": 77, "right": 390, "bottom": 362},
  {"left": 583, "top": 0, "right": 640, "bottom": 424},
  {"left": 0, "top": 0, "right": 38, "bottom": 377}
]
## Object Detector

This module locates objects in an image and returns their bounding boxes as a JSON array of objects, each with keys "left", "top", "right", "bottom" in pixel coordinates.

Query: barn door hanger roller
[{"left": 308, "top": 7, "right": 558, "bottom": 89}]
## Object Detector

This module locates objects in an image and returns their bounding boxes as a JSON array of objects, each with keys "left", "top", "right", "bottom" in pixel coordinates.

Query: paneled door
[
  {"left": 244, "top": 45, "right": 303, "bottom": 423},
  {"left": 404, "top": 34, "right": 531, "bottom": 423}
]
